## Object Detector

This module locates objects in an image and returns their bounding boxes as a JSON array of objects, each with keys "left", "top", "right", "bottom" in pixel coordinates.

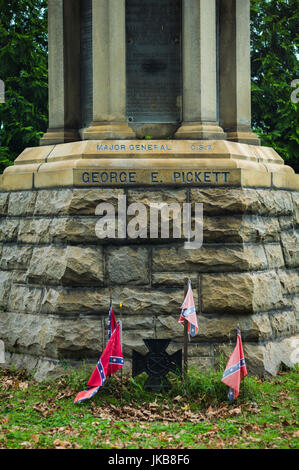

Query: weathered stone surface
[
  {"left": 69, "top": 188, "right": 125, "bottom": 215},
  {"left": 278, "top": 269, "right": 299, "bottom": 295},
  {"left": 28, "top": 245, "right": 103, "bottom": 285},
  {"left": 0, "top": 271, "right": 12, "bottom": 308},
  {"left": 279, "top": 216, "right": 294, "bottom": 231},
  {"left": 157, "top": 312, "right": 272, "bottom": 342},
  {"left": 293, "top": 297, "right": 299, "bottom": 326},
  {"left": 280, "top": 230, "right": 299, "bottom": 267},
  {"left": 191, "top": 188, "right": 294, "bottom": 216},
  {"left": 50, "top": 217, "right": 98, "bottom": 243},
  {"left": 269, "top": 311, "right": 297, "bottom": 339},
  {"left": 34, "top": 189, "right": 73, "bottom": 215},
  {"left": 263, "top": 336, "right": 299, "bottom": 375},
  {"left": 0, "top": 185, "right": 297, "bottom": 380},
  {"left": 127, "top": 189, "right": 187, "bottom": 206},
  {"left": 0, "top": 218, "right": 19, "bottom": 242},
  {"left": 0, "top": 193, "right": 9, "bottom": 216},
  {"left": 216, "top": 335, "right": 299, "bottom": 376},
  {"left": 8, "top": 285, "right": 44, "bottom": 313},
  {"left": 106, "top": 246, "right": 150, "bottom": 285},
  {"left": 1, "top": 352, "right": 87, "bottom": 382},
  {"left": 292, "top": 192, "right": 299, "bottom": 226},
  {"left": 152, "top": 272, "right": 198, "bottom": 288},
  {"left": 17, "top": 218, "right": 52, "bottom": 244},
  {"left": 264, "top": 244, "right": 285, "bottom": 269},
  {"left": 152, "top": 245, "right": 267, "bottom": 273},
  {"left": 201, "top": 271, "right": 283, "bottom": 314},
  {"left": 8, "top": 191, "right": 37, "bottom": 216},
  {"left": 241, "top": 216, "right": 281, "bottom": 243},
  {"left": 203, "top": 215, "right": 280, "bottom": 243},
  {"left": 1, "top": 245, "right": 32, "bottom": 271},
  {"left": 41, "top": 286, "right": 191, "bottom": 316},
  {"left": 0, "top": 311, "right": 104, "bottom": 359}
]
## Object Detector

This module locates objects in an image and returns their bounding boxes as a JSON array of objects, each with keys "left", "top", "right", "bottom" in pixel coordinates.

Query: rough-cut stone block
[
  {"left": 50, "top": 217, "right": 98, "bottom": 244},
  {"left": 0, "top": 193, "right": 9, "bottom": 216},
  {"left": 279, "top": 216, "right": 294, "bottom": 231},
  {"left": 202, "top": 215, "right": 280, "bottom": 243},
  {"left": 28, "top": 245, "right": 103, "bottom": 286},
  {"left": 278, "top": 269, "right": 299, "bottom": 295},
  {"left": 280, "top": 230, "right": 299, "bottom": 267},
  {"left": 18, "top": 218, "right": 52, "bottom": 244},
  {"left": 40, "top": 287, "right": 108, "bottom": 315},
  {"left": 201, "top": 271, "right": 283, "bottom": 314},
  {"left": 8, "top": 191, "right": 37, "bottom": 216},
  {"left": 264, "top": 244, "right": 285, "bottom": 269},
  {"left": 292, "top": 192, "right": 299, "bottom": 226},
  {"left": 69, "top": 188, "right": 125, "bottom": 215},
  {"left": 41, "top": 286, "right": 189, "bottom": 316},
  {"left": 106, "top": 246, "right": 150, "bottom": 285},
  {"left": 0, "top": 311, "right": 104, "bottom": 359},
  {"left": 152, "top": 245, "right": 267, "bottom": 273},
  {"left": 1, "top": 245, "right": 32, "bottom": 271},
  {"left": 8, "top": 285, "right": 43, "bottom": 313},
  {"left": 127, "top": 189, "right": 187, "bottom": 206},
  {"left": 262, "top": 336, "right": 299, "bottom": 375},
  {"left": 191, "top": 188, "right": 293, "bottom": 216},
  {"left": 1, "top": 352, "right": 79, "bottom": 382},
  {"left": 152, "top": 272, "right": 198, "bottom": 288},
  {"left": 111, "top": 287, "right": 194, "bottom": 316},
  {"left": 0, "top": 218, "right": 19, "bottom": 242},
  {"left": 0, "top": 271, "right": 13, "bottom": 308},
  {"left": 34, "top": 189, "right": 73, "bottom": 215},
  {"left": 269, "top": 311, "right": 297, "bottom": 339}
]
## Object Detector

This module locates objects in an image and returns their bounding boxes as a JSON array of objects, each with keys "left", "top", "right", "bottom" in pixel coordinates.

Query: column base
[
  {"left": 40, "top": 129, "right": 80, "bottom": 146},
  {"left": 226, "top": 131, "right": 261, "bottom": 146},
  {"left": 174, "top": 122, "right": 226, "bottom": 140},
  {"left": 82, "top": 122, "right": 136, "bottom": 140}
]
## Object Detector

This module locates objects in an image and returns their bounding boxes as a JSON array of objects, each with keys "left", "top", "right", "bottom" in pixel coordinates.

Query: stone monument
[{"left": 0, "top": 0, "right": 298, "bottom": 380}]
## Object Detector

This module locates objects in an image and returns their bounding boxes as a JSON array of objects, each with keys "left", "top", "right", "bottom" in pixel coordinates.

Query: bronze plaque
[
  {"left": 126, "top": 0, "right": 182, "bottom": 124},
  {"left": 80, "top": 0, "right": 93, "bottom": 129}
]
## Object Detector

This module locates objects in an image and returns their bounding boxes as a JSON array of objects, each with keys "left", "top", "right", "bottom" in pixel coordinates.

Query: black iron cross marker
[{"left": 132, "top": 339, "right": 182, "bottom": 392}]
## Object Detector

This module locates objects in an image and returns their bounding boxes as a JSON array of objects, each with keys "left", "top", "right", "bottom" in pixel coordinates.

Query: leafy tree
[
  {"left": 0, "top": 0, "right": 48, "bottom": 173},
  {"left": 251, "top": 0, "right": 299, "bottom": 172}
]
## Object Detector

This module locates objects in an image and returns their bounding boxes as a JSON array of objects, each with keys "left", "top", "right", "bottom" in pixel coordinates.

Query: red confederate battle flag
[
  {"left": 179, "top": 280, "right": 198, "bottom": 337},
  {"left": 74, "top": 321, "right": 124, "bottom": 404},
  {"left": 221, "top": 327, "right": 247, "bottom": 401}
]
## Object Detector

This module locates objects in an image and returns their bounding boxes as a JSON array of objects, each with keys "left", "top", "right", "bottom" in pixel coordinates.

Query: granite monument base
[{"left": 0, "top": 140, "right": 298, "bottom": 380}]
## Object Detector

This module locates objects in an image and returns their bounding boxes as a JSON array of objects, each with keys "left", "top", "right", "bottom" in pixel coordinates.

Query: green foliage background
[
  {"left": 251, "top": 0, "right": 299, "bottom": 172},
  {"left": 0, "top": 0, "right": 298, "bottom": 173},
  {"left": 0, "top": 0, "right": 48, "bottom": 173}
]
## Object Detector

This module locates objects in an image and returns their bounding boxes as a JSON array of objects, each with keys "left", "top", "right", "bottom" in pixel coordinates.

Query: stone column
[
  {"left": 219, "top": 0, "right": 260, "bottom": 145},
  {"left": 175, "top": 0, "right": 225, "bottom": 140},
  {"left": 82, "top": 0, "right": 135, "bottom": 140},
  {"left": 40, "top": 0, "right": 81, "bottom": 146}
]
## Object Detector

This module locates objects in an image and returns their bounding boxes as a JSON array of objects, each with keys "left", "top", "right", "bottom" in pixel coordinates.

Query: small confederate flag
[
  {"left": 74, "top": 323, "right": 124, "bottom": 404},
  {"left": 179, "top": 280, "right": 198, "bottom": 337},
  {"left": 107, "top": 304, "right": 122, "bottom": 376},
  {"left": 221, "top": 327, "right": 247, "bottom": 401}
]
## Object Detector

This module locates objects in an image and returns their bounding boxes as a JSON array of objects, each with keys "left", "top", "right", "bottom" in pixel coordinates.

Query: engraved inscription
[
  {"left": 80, "top": 0, "right": 93, "bottom": 128},
  {"left": 126, "top": 0, "right": 182, "bottom": 123}
]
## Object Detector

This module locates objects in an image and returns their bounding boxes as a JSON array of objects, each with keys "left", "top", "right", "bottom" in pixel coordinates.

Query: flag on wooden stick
[
  {"left": 179, "top": 279, "right": 198, "bottom": 337},
  {"left": 221, "top": 327, "right": 247, "bottom": 401},
  {"left": 74, "top": 323, "right": 124, "bottom": 404}
]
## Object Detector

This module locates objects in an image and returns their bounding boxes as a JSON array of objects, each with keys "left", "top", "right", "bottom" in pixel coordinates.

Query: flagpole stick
[
  {"left": 183, "top": 278, "right": 189, "bottom": 381},
  {"left": 119, "top": 301, "right": 123, "bottom": 395}
]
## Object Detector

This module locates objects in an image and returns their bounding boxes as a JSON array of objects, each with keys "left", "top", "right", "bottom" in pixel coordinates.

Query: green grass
[{"left": 0, "top": 365, "right": 298, "bottom": 449}]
